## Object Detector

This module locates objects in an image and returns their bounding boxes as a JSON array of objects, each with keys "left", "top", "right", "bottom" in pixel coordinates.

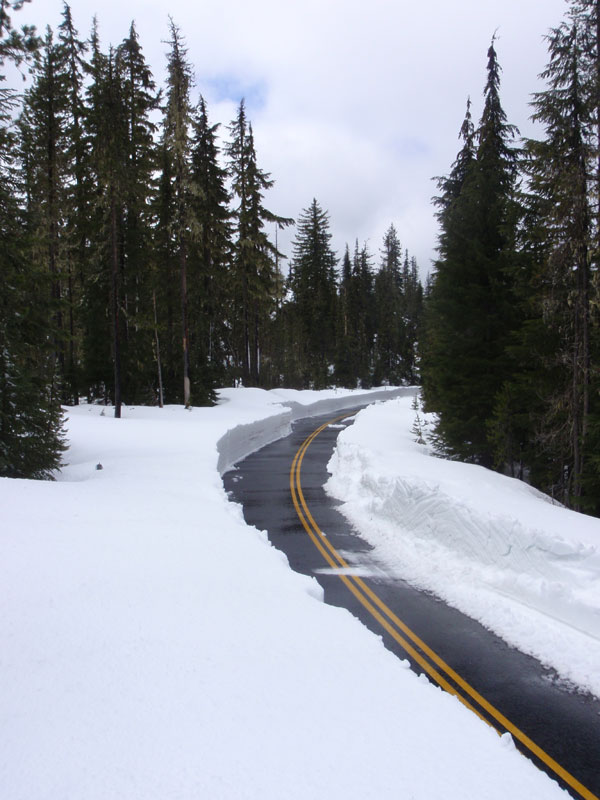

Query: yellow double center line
[{"left": 289, "top": 411, "right": 597, "bottom": 800}]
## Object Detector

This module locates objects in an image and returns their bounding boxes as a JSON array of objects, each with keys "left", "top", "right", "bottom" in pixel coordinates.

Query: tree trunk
[
  {"left": 110, "top": 192, "right": 122, "bottom": 418},
  {"left": 181, "top": 241, "right": 191, "bottom": 408},
  {"left": 153, "top": 291, "right": 164, "bottom": 408}
]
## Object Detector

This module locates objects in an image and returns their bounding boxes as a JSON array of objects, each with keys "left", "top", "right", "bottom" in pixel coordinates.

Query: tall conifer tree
[
  {"left": 226, "top": 100, "right": 292, "bottom": 386},
  {"left": 422, "top": 42, "right": 520, "bottom": 465},
  {"left": 524, "top": 20, "right": 595, "bottom": 506},
  {"left": 1, "top": 3, "right": 65, "bottom": 478},
  {"left": 188, "top": 96, "right": 232, "bottom": 401},
  {"left": 287, "top": 199, "right": 337, "bottom": 388},
  {"left": 162, "top": 19, "right": 193, "bottom": 407},
  {"left": 373, "top": 224, "right": 405, "bottom": 385},
  {"left": 115, "top": 21, "right": 158, "bottom": 403},
  {"left": 57, "top": 2, "right": 87, "bottom": 402}
]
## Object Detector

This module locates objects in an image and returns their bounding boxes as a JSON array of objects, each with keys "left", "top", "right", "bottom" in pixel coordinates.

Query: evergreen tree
[
  {"left": 161, "top": 18, "right": 193, "bottom": 407},
  {"left": 333, "top": 245, "right": 355, "bottom": 387},
  {"left": 351, "top": 241, "right": 376, "bottom": 387},
  {"left": 0, "top": 3, "right": 65, "bottom": 478},
  {"left": 226, "top": 99, "right": 292, "bottom": 386},
  {"left": 287, "top": 199, "right": 337, "bottom": 388},
  {"left": 18, "top": 26, "right": 70, "bottom": 403},
  {"left": 57, "top": 2, "right": 87, "bottom": 402},
  {"left": 115, "top": 21, "right": 159, "bottom": 403},
  {"left": 401, "top": 252, "right": 424, "bottom": 383},
  {"left": 152, "top": 137, "right": 178, "bottom": 400},
  {"left": 420, "top": 99, "right": 477, "bottom": 418},
  {"left": 373, "top": 224, "right": 405, "bottom": 385},
  {"left": 79, "top": 20, "right": 110, "bottom": 403},
  {"left": 523, "top": 20, "right": 595, "bottom": 507},
  {"left": 422, "top": 41, "right": 521, "bottom": 466},
  {"left": 187, "top": 95, "right": 232, "bottom": 402},
  {"left": 84, "top": 24, "right": 130, "bottom": 416}
]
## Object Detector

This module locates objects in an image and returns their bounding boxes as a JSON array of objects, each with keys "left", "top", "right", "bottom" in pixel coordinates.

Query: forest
[
  {"left": 0, "top": 1, "right": 423, "bottom": 479},
  {"left": 422, "top": 0, "right": 600, "bottom": 514},
  {"left": 3, "top": 0, "right": 600, "bottom": 520}
]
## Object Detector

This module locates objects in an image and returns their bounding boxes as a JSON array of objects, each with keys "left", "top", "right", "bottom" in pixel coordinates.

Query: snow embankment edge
[{"left": 216, "top": 387, "right": 414, "bottom": 475}]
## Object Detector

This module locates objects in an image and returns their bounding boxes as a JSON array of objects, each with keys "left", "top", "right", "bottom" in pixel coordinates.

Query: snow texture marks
[{"left": 326, "top": 395, "right": 600, "bottom": 696}]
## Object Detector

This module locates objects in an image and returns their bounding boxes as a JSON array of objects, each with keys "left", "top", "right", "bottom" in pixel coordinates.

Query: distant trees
[
  {"left": 287, "top": 199, "right": 337, "bottom": 388},
  {"left": 281, "top": 209, "right": 423, "bottom": 390},
  {"left": 373, "top": 225, "right": 421, "bottom": 385}
]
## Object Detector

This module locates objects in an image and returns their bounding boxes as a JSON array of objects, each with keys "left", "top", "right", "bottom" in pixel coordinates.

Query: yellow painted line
[{"left": 290, "top": 412, "right": 598, "bottom": 800}]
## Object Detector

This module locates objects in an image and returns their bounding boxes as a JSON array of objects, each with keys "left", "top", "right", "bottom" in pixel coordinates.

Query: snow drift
[{"left": 326, "top": 394, "right": 600, "bottom": 696}]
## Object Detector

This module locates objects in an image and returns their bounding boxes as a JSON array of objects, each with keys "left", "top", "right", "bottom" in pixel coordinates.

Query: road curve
[{"left": 223, "top": 408, "right": 600, "bottom": 800}]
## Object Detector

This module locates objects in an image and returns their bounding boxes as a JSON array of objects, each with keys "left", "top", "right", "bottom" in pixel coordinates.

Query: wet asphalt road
[{"left": 222, "top": 409, "right": 600, "bottom": 800}]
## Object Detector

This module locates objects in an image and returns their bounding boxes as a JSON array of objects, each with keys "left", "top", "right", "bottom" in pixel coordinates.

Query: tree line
[
  {"left": 0, "top": 2, "right": 423, "bottom": 479},
  {"left": 421, "top": 0, "right": 600, "bottom": 515}
]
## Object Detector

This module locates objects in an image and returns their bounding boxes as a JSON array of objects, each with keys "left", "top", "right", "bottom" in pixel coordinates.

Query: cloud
[{"left": 14, "top": 0, "right": 568, "bottom": 274}]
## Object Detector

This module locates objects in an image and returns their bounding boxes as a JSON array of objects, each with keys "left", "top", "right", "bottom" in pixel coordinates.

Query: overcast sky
[{"left": 15, "top": 0, "right": 569, "bottom": 274}]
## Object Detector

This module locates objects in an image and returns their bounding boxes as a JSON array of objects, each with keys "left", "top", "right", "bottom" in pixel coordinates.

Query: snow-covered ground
[
  {"left": 0, "top": 388, "right": 574, "bottom": 799},
  {"left": 326, "top": 394, "right": 600, "bottom": 698}
]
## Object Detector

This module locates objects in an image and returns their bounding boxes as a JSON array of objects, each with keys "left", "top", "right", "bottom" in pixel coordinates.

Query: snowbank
[
  {"left": 216, "top": 385, "right": 410, "bottom": 473},
  {"left": 0, "top": 388, "right": 568, "bottom": 799},
  {"left": 326, "top": 394, "right": 600, "bottom": 696}
]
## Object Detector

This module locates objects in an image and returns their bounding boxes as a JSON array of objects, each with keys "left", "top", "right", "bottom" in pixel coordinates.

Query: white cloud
[{"left": 14, "top": 0, "right": 568, "bottom": 273}]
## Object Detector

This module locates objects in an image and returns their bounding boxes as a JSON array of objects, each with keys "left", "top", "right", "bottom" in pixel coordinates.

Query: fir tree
[
  {"left": 523, "top": 20, "right": 595, "bottom": 507},
  {"left": 333, "top": 245, "right": 355, "bottom": 387},
  {"left": 115, "top": 21, "right": 159, "bottom": 403},
  {"left": 287, "top": 199, "right": 337, "bottom": 388},
  {"left": 84, "top": 25, "right": 129, "bottom": 416},
  {"left": 401, "top": 253, "right": 424, "bottom": 383},
  {"left": 1, "top": 3, "right": 65, "bottom": 478},
  {"left": 422, "top": 41, "right": 521, "bottom": 466},
  {"left": 226, "top": 99, "right": 292, "bottom": 386},
  {"left": 57, "top": 2, "right": 87, "bottom": 402},
  {"left": 18, "top": 26, "right": 70, "bottom": 403},
  {"left": 373, "top": 224, "right": 405, "bottom": 385},
  {"left": 162, "top": 18, "right": 193, "bottom": 407},
  {"left": 187, "top": 96, "right": 232, "bottom": 402}
]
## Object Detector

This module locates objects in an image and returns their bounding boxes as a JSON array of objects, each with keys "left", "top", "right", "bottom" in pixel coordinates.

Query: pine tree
[
  {"left": 373, "top": 224, "right": 405, "bottom": 385},
  {"left": 523, "top": 20, "right": 595, "bottom": 507},
  {"left": 115, "top": 21, "right": 159, "bottom": 403},
  {"left": 333, "top": 245, "right": 355, "bottom": 387},
  {"left": 57, "top": 2, "right": 87, "bottom": 402},
  {"left": 84, "top": 24, "right": 129, "bottom": 416},
  {"left": 422, "top": 42, "right": 521, "bottom": 466},
  {"left": 402, "top": 253, "right": 424, "bottom": 383},
  {"left": 187, "top": 95, "right": 232, "bottom": 402},
  {"left": 226, "top": 99, "right": 292, "bottom": 386},
  {"left": 18, "top": 26, "right": 70, "bottom": 403},
  {"left": 162, "top": 18, "right": 193, "bottom": 407},
  {"left": 0, "top": 3, "right": 65, "bottom": 478},
  {"left": 287, "top": 199, "right": 337, "bottom": 388},
  {"left": 420, "top": 99, "right": 477, "bottom": 418}
]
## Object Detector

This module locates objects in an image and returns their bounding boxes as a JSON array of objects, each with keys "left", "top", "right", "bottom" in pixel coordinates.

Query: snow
[
  {"left": 326, "top": 393, "right": 600, "bottom": 697},
  {"left": 0, "top": 387, "right": 571, "bottom": 799}
]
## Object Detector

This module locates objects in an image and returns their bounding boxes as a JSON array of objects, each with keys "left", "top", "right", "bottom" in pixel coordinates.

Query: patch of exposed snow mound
[{"left": 326, "top": 395, "right": 600, "bottom": 696}]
